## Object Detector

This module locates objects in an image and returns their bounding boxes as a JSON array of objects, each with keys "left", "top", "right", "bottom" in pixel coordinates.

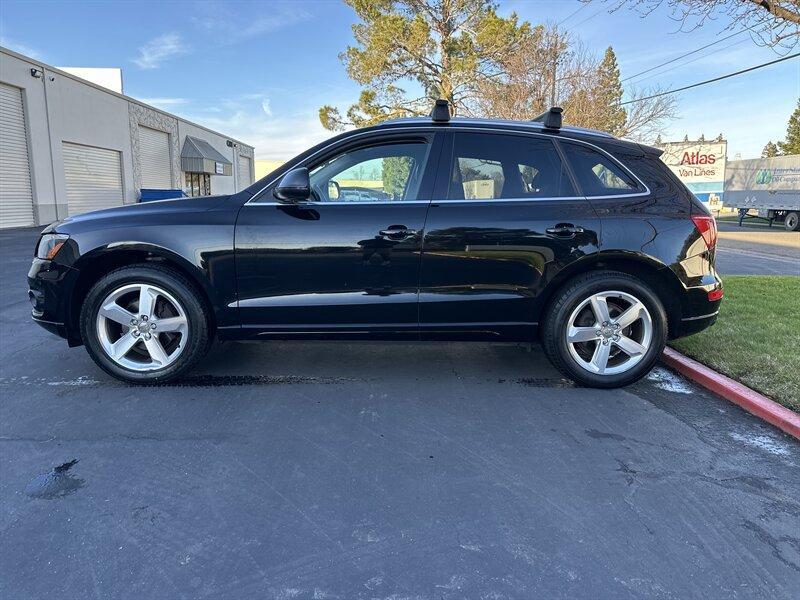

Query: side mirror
[{"left": 273, "top": 168, "right": 310, "bottom": 202}]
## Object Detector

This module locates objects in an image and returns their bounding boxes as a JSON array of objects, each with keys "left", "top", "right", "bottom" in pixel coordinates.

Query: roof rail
[
  {"left": 430, "top": 99, "right": 451, "bottom": 123},
  {"left": 531, "top": 107, "right": 563, "bottom": 130}
]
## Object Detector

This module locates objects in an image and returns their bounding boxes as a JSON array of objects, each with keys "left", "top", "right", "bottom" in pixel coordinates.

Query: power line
[
  {"left": 630, "top": 37, "right": 749, "bottom": 86},
  {"left": 620, "top": 52, "right": 799, "bottom": 106},
  {"left": 571, "top": 6, "right": 607, "bottom": 29},
  {"left": 558, "top": 3, "right": 589, "bottom": 27},
  {"left": 621, "top": 26, "right": 756, "bottom": 83}
]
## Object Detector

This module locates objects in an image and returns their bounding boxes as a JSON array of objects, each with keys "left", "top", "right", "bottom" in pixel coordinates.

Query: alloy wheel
[
  {"left": 565, "top": 290, "right": 653, "bottom": 376},
  {"left": 95, "top": 283, "right": 189, "bottom": 372}
]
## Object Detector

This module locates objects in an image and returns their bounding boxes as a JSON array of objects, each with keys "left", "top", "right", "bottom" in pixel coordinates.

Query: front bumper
[{"left": 28, "top": 257, "right": 79, "bottom": 343}]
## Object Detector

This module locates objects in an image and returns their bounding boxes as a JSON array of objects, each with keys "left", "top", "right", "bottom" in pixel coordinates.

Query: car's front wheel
[
  {"left": 80, "top": 264, "right": 210, "bottom": 384},
  {"left": 541, "top": 271, "right": 667, "bottom": 388}
]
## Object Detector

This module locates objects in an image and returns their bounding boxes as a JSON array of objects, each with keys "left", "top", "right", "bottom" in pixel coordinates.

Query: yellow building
[{"left": 254, "top": 159, "right": 285, "bottom": 180}]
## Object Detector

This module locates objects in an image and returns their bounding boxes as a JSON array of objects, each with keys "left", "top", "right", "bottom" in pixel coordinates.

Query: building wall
[
  {"left": 0, "top": 47, "right": 254, "bottom": 227},
  {"left": 52, "top": 69, "right": 137, "bottom": 214},
  {"left": 0, "top": 49, "right": 59, "bottom": 224},
  {"left": 178, "top": 120, "right": 240, "bottom": 196}
]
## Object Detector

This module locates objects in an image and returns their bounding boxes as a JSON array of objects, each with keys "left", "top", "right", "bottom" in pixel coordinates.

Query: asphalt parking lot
[
  {"left": 1, "top": 226, "right": 798, "bottom": 599},
  {"left": 714, "top": 221, "right": 800, "bottom": 276}
]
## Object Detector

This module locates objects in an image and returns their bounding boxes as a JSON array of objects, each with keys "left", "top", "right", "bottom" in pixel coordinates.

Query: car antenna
[
  {"left": 430, "top": 99, "right": 451, "bottom": 123},
  {"left": 531, "top": 106, "right": 563, "bottom": 130}
]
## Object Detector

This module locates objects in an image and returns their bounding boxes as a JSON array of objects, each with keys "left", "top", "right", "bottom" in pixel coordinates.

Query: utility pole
[{"left": 549, "top": 30, "right": 558, "bottom": 107}]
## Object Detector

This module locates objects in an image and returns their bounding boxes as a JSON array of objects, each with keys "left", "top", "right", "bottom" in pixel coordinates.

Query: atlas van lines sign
[{"left": 658, "top": 139, "right": 727, "bottom": 206}]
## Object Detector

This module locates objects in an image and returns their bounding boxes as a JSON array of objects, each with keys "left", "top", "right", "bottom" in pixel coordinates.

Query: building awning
[{"left": 180, "top": 136, "right": 232, "bottom": 175}]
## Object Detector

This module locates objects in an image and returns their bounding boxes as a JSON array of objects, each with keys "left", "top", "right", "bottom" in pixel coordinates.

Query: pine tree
[
  {"left": 762, "top": 141, "right": 779, "bottom": 158},
  {"left": 777, "top": 99, "right": 800, "bottom": 155},
  {"left": 318, "top": 1, "right": 531, "bottom": 130},
  {"left": 594, "top": 47, "right": 627, "bottom": 136}
]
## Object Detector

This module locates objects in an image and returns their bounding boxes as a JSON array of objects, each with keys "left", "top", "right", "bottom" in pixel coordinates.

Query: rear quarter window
[{"left": 559, "top": 141, "right": 644, "bottom": 197}]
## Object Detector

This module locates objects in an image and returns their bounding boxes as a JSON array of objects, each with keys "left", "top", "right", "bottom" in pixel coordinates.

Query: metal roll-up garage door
[
  {"left": 62, "top": 142, "right": 123, "bottom": 216},
  {"left": 237, "top": 155, "right": 252, "bottom": 190},
  {"left": 0, "top": 82, "right": 35, "bottom": 228},
  {"left": 138, "top": 125, "right": 171, "bottom": 188}
]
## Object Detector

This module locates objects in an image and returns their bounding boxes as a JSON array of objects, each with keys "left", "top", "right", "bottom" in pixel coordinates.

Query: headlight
[{"left": 36, "top": 234, "right": 69, "bottom": 260}]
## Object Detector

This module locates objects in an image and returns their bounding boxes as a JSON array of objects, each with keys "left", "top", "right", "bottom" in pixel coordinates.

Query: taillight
[
  {"left": 708, "top": 289, "right": 723, "bottom": 301},
  {"left": 691, "top": 214, "right": 717, "bottom": 250}
]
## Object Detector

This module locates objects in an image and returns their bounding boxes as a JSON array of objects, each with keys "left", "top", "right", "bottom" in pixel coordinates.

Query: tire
[
  {"left": 79, "top": 264, "right": 211, "bottom": 384},
  {"left": 785, "top": 211, "right": 800, "bottom": 232},
  {"left": 541, "top": 270, "right": 667, "bottom": 388}
]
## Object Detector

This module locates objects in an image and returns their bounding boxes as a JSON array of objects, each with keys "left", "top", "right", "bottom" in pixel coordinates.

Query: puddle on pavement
[
  {"left": 162, "top": 374, "right": 359, "bottom": 387},
  {"left": 25, "top": 459, "right": 85, "bottom": 499},
  {"left": 646, "top": 367, "right": 694, "bottom": 394},
  {"left": 515, "top": 377, "right": 574, "bottom": 388},
  {"left": 1, "top": 374, "right": 359, "bottom": 388}
]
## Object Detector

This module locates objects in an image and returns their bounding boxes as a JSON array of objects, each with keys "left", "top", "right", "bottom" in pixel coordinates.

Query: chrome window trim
[{"left": 246, "top": 126, "right": 651, "bottom": 206}]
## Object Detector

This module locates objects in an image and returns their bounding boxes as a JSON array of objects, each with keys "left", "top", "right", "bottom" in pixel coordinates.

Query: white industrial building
[{"left": 0, "top": 46, "right": 255, "bottom": 229}]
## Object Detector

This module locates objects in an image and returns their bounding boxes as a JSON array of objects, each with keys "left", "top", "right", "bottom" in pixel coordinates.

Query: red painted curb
[{"left": 662, "top": 347, "right": 800, "bottom": 441}]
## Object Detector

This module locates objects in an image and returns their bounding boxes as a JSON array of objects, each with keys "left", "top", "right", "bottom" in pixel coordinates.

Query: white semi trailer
[{"left": 724, "top": 155, "right": 800, "bottom": 231}]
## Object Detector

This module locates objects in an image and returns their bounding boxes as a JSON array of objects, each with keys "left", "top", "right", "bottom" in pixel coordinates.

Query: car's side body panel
[
  {"left": 230, "top": 130, "right": 444, "bottom": 339},
  {"left": 233, "top": 202, "right": 429, "bottom": 338},
  {"left": 418, "top": 130, "right": 602, "bottom": 340},
  {"left": 30, "top": 118, "right": 722, "bottom": 349},
  {"left": 29, "top": 195, "right": 241, "bottom": 338}
]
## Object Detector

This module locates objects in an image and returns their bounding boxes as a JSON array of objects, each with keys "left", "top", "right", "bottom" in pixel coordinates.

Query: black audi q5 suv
[{"left": 29, "top": 104, "right": 722, "bottom": 387}]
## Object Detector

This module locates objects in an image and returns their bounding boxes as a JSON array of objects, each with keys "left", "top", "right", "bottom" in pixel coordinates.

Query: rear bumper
[
  {"left": 675, "top": 310, "right": 719, "bottom": 337},
  {"left": 671, "top": 267, "right": 723, "bottom": 339}
]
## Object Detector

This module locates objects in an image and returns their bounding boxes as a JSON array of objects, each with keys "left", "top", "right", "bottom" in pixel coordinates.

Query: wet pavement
[
  {"left": 715, "top": 221, "right": 800, "bottom": 276},
  {"left": 1, "top": 227, "right": 798, "bottom": 599}
]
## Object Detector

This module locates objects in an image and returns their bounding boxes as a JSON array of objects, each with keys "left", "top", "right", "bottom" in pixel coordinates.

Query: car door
[
  {"left": 419, "top": 130, "right": 601, "bottom": 340},
  {"left": 234, "top": 132, "right": 441, "bottom": 337}
]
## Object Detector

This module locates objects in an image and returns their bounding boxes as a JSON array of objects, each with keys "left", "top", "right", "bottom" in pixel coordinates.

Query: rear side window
[
  {"left": 559, "top": 141, "right": 643, "bottom": 197},
  {"left": 448, "top": 133, "right": 575, "bottom": 200}
]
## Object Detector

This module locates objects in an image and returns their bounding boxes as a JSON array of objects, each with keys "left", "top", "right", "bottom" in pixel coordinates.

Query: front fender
[{"left": 53, "top": 206, "right": 239, "bottom": 337}]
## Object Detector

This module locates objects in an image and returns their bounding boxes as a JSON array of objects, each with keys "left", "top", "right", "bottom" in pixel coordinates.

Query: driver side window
[{"left": 309, "top": 142, "right": 430, "bottom": 203}]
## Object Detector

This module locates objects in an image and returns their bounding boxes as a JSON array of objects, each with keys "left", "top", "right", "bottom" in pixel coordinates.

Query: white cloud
[
  {"left": 0, "top": 36, "right": 43, "bottom": 60},
  {"left": 133, "top": 33, "right": 187, "bottom": 69},
  {"left": 190, "top": 4, "right": 310, "bottom": 45},
  {"left": 241, "top": 11, "right": 311, "bottom": 37},
  {"left": 186, "top": 98, "right": 331, "bottom": 161},
  {"left": 136, "top": 97, "right": 190, "bottom": 109}
]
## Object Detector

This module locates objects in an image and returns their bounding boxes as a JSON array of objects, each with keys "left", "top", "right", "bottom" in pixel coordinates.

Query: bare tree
[
  {"left": 479, "top": 25, "right": 677, "bottom": 142},
  {"left": 472, "top": 24, "right": 570, "bottom": 119},
  {"left": 587, "top": 0, "right": 800, "bottom": 48},
  {"left": 621, "top": 87, "right": 678, "bottom": 140}
]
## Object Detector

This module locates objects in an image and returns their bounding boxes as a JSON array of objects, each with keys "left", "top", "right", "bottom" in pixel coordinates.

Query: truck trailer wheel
[{"left": 786, "top": 211, "right": 800, "bottom": 232}]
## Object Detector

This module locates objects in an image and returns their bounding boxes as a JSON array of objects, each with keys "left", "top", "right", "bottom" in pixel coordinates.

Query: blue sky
[{"left": 1, "top": 0, "right": 797, "bottom": 159}]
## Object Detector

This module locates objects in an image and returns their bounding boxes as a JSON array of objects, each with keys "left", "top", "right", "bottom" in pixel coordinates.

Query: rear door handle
[
  {"left": 379, "top": 226, "right": 418, "bottom": 239},
  {"left": 546, "top": 225, "right": 585, "bottom": 237}
]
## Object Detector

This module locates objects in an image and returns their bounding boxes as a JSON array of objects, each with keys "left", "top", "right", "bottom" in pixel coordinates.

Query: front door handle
[
  {"left": 546, "top": 224, "right": 585, "bottom": 237},
  {"left": 379, "top": 225, "right": 418, "bottom": 239}
]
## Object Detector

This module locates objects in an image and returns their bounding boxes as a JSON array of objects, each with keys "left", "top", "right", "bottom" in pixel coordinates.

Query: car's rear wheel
[
  {"left": 541, "top": 271, "right": 667, "bottom": 388},
  {"left": 80, "top": 264, "right": 210, "bottom": 384}
]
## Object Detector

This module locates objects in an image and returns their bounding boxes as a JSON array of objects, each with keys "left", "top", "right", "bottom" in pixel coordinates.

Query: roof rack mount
[
  {"left": 430, "top": 99, "right": 451, "bottom": 123},
  {"left": 531, "top": 107, "right": 563, "bottom": 130}
]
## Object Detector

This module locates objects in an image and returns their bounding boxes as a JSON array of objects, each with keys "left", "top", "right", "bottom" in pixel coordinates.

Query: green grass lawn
[{"left": 670, "top": 276, "right": 800, "bottom": 412}]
